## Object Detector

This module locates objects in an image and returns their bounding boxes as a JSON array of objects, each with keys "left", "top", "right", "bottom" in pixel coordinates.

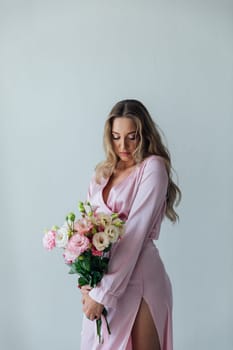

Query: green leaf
[
  {"left": 69, "top": 263, "right": 79, "bottom": 274},
  {"left": 82, "top": 259, "right": 91, "bottom": 272},
  {"left": 78, "top": 276, "right": 90, "bottom": 286},
  {"left": 91, "top": 271, "right": 102, "bottom": 287},
  {"left": 74, "top": 262, "right": 86, "bottom": 274},
  {"left": 103, "top": 244, "right": 112, "bottom": 253}
]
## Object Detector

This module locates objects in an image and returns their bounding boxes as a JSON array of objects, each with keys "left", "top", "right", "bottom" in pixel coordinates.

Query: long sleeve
[{"left": 89, "top": 156, "right": 168, "bottom": 308}]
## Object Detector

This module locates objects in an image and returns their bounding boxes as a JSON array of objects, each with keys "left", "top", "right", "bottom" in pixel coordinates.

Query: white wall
[{"left": 1, "top": 1, "right": 232, "bottom": 349}]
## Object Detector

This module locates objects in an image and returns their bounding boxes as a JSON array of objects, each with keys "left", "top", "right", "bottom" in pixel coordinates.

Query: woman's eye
[
  {"left": 112, "top": 133, "right": 137, "bottom": 141},
  {"left": 128, "top": 134, "right": 137, "bottom": 140}
]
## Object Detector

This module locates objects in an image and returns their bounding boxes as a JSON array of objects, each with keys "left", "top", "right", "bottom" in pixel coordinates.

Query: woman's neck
[{"left": 116, "top": 160, "right": 136, "bottom": 171}]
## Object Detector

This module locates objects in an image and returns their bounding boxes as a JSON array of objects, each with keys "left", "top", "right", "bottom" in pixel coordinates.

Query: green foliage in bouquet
[{"left": 69, "top": 250, "right": 109, "bottom": 287}]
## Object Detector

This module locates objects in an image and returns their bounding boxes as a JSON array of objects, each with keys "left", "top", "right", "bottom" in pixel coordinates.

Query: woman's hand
[{"left": 81, "top": 285, "right": 104, "bottom": 321}]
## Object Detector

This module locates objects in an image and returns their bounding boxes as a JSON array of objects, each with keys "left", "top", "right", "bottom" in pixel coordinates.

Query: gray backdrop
[{"left": 1, "top": 1, "right": 232, "bottom": 349}]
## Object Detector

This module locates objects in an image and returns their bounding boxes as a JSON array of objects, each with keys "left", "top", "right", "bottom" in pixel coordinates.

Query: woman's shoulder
[
  {"left": 139, "top": 155, "right": 168, "bottom": 188},
  {"left": 141, "top": 154, "right": 167, "bottom": 173}
]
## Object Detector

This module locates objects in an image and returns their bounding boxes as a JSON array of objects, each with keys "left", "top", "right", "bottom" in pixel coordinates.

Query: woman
[{"left": 80, "top": 99, "right": 181, "bottom": 350}]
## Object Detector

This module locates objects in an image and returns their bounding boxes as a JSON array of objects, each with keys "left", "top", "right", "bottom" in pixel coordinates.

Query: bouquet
[{"left": 42, "top": 201, "right": 125, "bottom": 343}]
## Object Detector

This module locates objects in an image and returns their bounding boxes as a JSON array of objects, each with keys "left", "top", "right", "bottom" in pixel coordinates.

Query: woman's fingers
[
  {"left": 86, "top": 314, "right": 99, "bottom": 321},
  {"left": 82, "top": 294, "right": 104, "bottom": 321},
  {"left": 81, "top": 285, "right": 92, "bottom": 291},
  {"left": 80, "top": 285, "right": 92, "bottom": 296}
]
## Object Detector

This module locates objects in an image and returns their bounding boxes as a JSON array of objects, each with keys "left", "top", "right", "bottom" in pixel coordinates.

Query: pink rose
[
  {"left": 62, "top": 250, "right": 77, "bottom": 264},
  {"left": 42, "top": 230, "right": 56, "bottom": 250},
  {"left": 74, "top": 218, "right": 93, "bottom": 235},
  {"left": 63, "top": 233, "right": 90, "bottom": 264}
]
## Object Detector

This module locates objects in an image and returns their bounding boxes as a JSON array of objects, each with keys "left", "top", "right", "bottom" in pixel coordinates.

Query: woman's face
[{"left": 111, "top": 117, "right": 140, "bottom": 165}]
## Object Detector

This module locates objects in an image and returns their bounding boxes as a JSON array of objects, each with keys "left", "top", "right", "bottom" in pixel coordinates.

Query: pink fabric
[{"left": 80, "top": 155, "right": 173, "bottom": 350}]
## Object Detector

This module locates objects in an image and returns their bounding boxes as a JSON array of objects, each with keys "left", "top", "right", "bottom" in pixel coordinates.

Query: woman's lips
[{"left": 119, "top": 152, "right": 130, "bottom": 156}]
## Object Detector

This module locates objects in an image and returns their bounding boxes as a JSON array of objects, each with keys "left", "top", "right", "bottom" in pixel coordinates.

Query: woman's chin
[{"left": 117, "top": 154, "right": 135, "bottom": 166}]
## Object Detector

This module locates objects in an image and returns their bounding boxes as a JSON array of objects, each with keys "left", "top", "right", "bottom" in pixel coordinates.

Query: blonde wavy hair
[{"left": 95, "top": 99, "right": 181, "bottom": 223}]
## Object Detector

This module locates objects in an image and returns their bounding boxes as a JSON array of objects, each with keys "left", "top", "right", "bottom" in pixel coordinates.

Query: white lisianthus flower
[
  {"left": 92, "top": 232, "right": 110, "bottom": 251},
  {"left": 104, "top": 224, "right": 119, "bottom": 243},
  {"left": 55, "top": 223, "right": 69, "bottom": 248},
  {"left": 96, "top": 213, "right": 112, "bottom": 227}
]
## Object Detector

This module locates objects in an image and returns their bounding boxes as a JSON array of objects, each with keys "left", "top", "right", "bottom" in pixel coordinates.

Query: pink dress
[{"left": 80, "top": 155, "right": 173, "bottom": 350}]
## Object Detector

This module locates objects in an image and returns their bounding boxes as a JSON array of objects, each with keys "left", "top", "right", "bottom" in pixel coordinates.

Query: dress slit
[
  {"left": 141, "top": 296, "right": 162, "bottom": 350},
  {"left": 125, "top": 297, "right": 162, "bottom": 350},
  {"left": 124, "top": 296, "right": 143, "bottom": 350},
  {"left": 143, "top": 294, "right": 173, "bottom": 350}
]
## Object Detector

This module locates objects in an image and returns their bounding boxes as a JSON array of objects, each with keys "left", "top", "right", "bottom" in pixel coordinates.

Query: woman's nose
[{"left": 119, "top": 138, "right": 127, "bottom": 150}]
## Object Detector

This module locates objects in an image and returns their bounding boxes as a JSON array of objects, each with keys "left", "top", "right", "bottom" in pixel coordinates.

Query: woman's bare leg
[{"left": 131, "top": 298, "right": 161, "bottom": 350}]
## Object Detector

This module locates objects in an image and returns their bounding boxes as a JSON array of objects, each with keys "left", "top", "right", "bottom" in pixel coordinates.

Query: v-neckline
[{"left": 101, "top": 164, "right": 139, "bottom": 207}]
